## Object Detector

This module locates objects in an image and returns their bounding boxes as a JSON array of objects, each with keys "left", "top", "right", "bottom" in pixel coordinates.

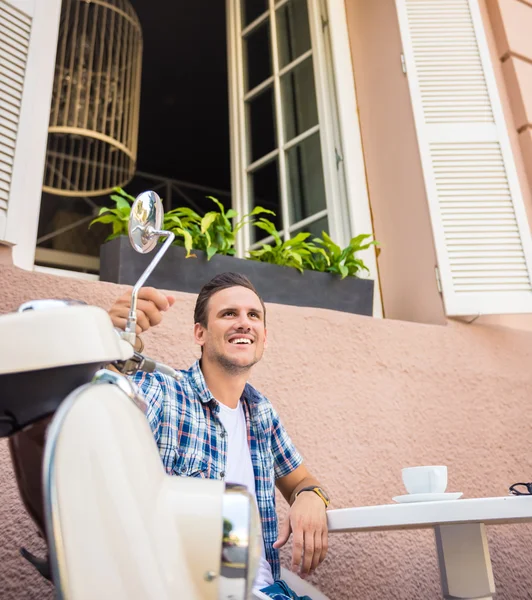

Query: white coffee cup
[{"left": 402, "top": 465, "right": 448, "bottom": 495}]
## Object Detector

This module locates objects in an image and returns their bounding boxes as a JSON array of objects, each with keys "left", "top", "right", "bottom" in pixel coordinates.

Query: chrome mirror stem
[{"left": 123, "top": 229, "right": 175, "bottom": 345}]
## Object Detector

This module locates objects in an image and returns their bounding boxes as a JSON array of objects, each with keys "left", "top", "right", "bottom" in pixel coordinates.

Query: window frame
[{"left": 227, "top": 0, "right": 376, "bottom": 259}]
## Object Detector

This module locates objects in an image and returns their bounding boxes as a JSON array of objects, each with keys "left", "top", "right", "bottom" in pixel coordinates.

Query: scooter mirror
[
  {"left": 122, "top": 191, "right": 175, "bottom": 345},
  {"left": 128, "top": 190, "right": 164, "bottom": 254}
]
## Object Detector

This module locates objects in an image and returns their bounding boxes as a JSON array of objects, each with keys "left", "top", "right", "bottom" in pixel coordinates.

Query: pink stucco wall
[
  {"left": 1, "top": 264, "right": 532, "bottom": 599},
  {"left": 345, "top": 0, "right": 446, "bottom": 326},
  {"left": 487, "top": 0, "right": 532, "bottom": 196}
]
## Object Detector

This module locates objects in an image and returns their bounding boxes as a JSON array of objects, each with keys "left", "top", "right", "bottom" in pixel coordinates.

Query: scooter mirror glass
[{"left": 128, "top": 190, "right": 164, "bottom": 254}]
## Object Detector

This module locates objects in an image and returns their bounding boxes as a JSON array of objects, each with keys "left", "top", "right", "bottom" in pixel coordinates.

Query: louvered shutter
[
  {"left": 395, "top": 0, "right": 532, "bottom": 316},
  {"left": 0, "top": 0, "right": 60, "bottom": 268},
  {"left": 0, "top": 0, "right": 30, "bottom": 236}
]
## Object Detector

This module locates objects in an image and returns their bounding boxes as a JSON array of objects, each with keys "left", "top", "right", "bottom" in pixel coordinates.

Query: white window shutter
[
  {"left": 395, "top": 0, "right": 532, "bottom": 316},
  {"left": 0, "top": 0, "right": 61, "bottom": 268},
  {"left": 0, "top": 0, "right": 31, "bottom": 237}
]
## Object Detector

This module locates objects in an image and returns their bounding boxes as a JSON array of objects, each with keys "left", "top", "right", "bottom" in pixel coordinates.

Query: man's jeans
[{"left": 260, "top": 580, "right": 312, "bottom": 600}]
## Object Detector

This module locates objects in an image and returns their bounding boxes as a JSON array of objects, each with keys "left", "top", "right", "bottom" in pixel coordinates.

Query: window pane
[
  {"left": 242, "top": 0, "right": 268, "bottom": 28},
  {"left": 276, "top": 0, "right": 311, "bottom": 68},
  {"left": 245, "top": 20, "right": 272, "bottom": 91},
  {"left": 247, "top": 86, "right": 276, "bottom": 163},
  {"left": 287, "top": 132, "right": 326, "bottom": 224},
  {"left": 249, "top": 159, "right": 282, "bottom": 242},
  {"left": 281, "top": 57, "right": 318, "bottom": 141},
  {"left": 291, "top": 215, "right": 329, "bottom": 239}
]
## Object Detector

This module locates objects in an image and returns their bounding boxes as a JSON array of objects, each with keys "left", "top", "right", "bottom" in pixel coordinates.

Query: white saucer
[{"left": 392, "top": 492, "right": 463, "bottom": 503}]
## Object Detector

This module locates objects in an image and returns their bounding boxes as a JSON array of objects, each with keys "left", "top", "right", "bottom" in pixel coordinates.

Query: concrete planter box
[{"left": 100, "top": 236, "right": 374, "bottom": 316}]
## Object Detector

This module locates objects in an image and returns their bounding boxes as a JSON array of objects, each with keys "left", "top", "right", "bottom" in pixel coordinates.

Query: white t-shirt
[{"left": 217, "top": 401, "right": 274, "bottom": 592}]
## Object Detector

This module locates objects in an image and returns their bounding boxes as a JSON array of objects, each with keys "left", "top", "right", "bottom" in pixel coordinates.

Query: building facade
[{"left": 1, "top": 1, "right": 532, "bottom": 598}]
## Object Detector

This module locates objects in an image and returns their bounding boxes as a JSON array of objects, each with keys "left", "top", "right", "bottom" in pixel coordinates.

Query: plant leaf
[
  {"left": 254, "top": 220, "right": 276, "bottom": 236},
  {"left": 284, "top": 232, "right": 311, "bottom": 247},
  {"left": 181, "top": 229, "right": 194, "bottom": 257},
  {"left": 207, "top": 196, "right": 225, "bottom": 215},
  {"left": 206, "top": 245, "right": 218, "bottom": 260},
  {"left": 201, "top": 212, "right": 218, "bottom": 233},
  {"left": 289, "top": 252, "right": 303, "bottom": 266},
  {"left": 312, "top": 246, "right": 330, "bottom": 265},
  {"left": 112, "top": 187, "right": 136, "bottom": 202},
  {"left": 110, "top": 195, "right": 131, "bottom": 211},
  {"left": 115, "top": 197, "right": 131, "bottom": 212},
  {"left": 254, "top": 219, "right": 282, "bottom": 245},
  {"left": 171, "top": 207, "right": 201, "bottom": 220},
  {"left": 250, "top": 206, "right": 276, "bottom": 216},
  {"left": 349, "top": 233, "right": 372, "bottom": 248},
  {"left": 321, "top": 231, "right": 341, "bottom": 256},
  {"left": 90, "top": 214, "right": 117, "bottom": 227}
]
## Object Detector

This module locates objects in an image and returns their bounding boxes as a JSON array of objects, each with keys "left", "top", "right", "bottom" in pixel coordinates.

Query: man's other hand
[
  {"left": 109, "top": 286, "right": 175, "bottom": 335},
  {"left": 273, "top": 492, "right": 328, "bottom": 577}
]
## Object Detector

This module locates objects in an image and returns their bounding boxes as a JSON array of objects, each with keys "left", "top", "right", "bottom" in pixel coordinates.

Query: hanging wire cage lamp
[{"left": 43, "top": 0, "right": 143, "bottom": 197}]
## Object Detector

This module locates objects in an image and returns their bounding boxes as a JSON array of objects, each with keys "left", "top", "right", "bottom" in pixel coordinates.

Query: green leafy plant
[
  {"left": 310, "top": 232, "right": 378, "bottom": 279},
  {"left": 90, "top": 188, "right": 274, "bottom": 261},
  {"left": 91, "top": 188, "right": 377, "bottom": 278},
  {"left": 248, "top": 218, "right": 377, "bottom": 279},
  {"left": 247, "top": 218, "right": 329, "bottom": 273},
  {"left": 89, "top": 187, "right": 136, "bottom": 239},
  {"left": 164, "top": 196, "right": 274, "bottom": 260}
]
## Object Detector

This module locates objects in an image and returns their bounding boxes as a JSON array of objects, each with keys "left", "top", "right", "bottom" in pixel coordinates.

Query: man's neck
[{"left": 200, "top": 356, "right": 249, "bottom": 409}]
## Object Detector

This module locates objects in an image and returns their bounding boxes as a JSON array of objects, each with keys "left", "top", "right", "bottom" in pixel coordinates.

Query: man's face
[{"left": 194, "top": 286, "right": 267, "bottom": 373}]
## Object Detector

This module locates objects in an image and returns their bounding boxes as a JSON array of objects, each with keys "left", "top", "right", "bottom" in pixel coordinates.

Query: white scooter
[{"left": 0, "top": 191, "right": 262, "bottom": 600}]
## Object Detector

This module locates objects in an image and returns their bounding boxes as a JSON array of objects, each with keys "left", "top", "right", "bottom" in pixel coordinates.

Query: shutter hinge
[
  {"left": 435, "top": 266, "right": 442, "bottom": 293},
  {"left": 400, "top": 53, "right": 407, "bottom": 75},
  {"left": 321, "top": 15, "right": 329, "bottom": 30},
  {"left": 335, "top": 148, "right": 343, "bottom": 170}
]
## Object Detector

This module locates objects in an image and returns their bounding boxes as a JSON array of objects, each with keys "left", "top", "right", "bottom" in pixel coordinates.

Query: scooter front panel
[{"left": 43, "top": 381, "right": 224, "bottom": 600}]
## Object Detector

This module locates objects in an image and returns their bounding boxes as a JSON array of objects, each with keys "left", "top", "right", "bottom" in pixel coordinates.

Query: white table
[{"left": 327, "top": 496, "right": 532, "bottom": 600}]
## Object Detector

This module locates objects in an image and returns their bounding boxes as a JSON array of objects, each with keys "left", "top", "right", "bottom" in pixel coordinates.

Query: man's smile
[{"left": 227, "top": 334, "right": 254, "bottom": 345}]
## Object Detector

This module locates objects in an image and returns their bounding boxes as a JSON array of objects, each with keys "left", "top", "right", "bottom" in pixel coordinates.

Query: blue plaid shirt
[{"left": 132, "top": 360, "right": 303, "bottom": 580}]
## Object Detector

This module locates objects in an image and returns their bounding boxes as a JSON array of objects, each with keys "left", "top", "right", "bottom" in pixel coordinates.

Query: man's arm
[
  {"left": 274, "top": 462, "right": 329, "bottom": 577},
  {"left": 276, "top": 463, "right": 325, "bottom": 506}
]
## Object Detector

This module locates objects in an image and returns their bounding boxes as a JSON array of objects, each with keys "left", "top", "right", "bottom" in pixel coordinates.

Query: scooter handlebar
[
  {"left": 139, "top": 355, "right": 182, "bottom": 381},
  {"left": 112, "top": 328, "right": 182, "bottom": 381}
]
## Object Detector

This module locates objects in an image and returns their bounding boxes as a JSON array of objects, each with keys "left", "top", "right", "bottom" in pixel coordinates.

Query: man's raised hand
[{"left": 108, "top": 286, "right": 175, "bottom": 335}]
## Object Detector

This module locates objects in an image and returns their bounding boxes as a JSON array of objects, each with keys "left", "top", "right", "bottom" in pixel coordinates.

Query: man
[{"left": 109, "top": 272, "right": 330, "bottom": 599}]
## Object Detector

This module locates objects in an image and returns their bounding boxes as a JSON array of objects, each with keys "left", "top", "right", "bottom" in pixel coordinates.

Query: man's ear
[
  {"left": 193, "top": 322, "right": 206, "bottom": 348},
  {"left": 264, "top": 327, "right": 268, "bottom": 350}
]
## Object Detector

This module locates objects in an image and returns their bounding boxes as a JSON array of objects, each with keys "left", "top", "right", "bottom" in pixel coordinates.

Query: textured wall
[
  {"left": 487, "top": 0, "right": 532, "bottom": 196},
  {"left": 1, "top": 264, "right": 532, "bottom": 599}
]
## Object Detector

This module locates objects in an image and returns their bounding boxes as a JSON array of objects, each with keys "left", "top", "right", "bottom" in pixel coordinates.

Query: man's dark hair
[{"left": 194, "top": 272, "right": 266, "bottom": 327}]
